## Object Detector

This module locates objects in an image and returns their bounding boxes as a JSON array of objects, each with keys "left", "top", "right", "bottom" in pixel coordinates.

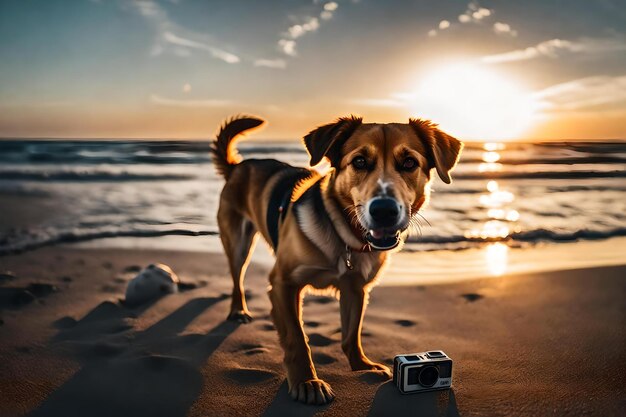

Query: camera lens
[{"left": 418, "top": 365, "right": 439, "bottom": 387}]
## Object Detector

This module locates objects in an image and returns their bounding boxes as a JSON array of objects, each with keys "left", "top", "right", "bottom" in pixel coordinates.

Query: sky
[{"left": 0, "top": 0, "right": 625, "bottom": 141}]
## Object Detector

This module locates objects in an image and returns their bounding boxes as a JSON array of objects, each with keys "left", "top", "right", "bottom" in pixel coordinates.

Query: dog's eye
[
  {"left": 401, "top": 157, "right": 418, "bottom": 171},
  {"left": 352, "top": 156, "right": 368, "bottom": 170}
]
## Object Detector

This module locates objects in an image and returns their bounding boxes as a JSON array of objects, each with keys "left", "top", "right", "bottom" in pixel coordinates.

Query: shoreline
[
  {"left": 69, "top": 235, "right": 626, "bottom": 286},
  {"left": 1, "top": 246, "right": 624, "bottom": 416}
]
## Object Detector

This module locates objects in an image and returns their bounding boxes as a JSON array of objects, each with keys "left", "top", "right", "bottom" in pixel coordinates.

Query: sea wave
[
  {"left": 458, "top": 155, "right": 626, "bottom": 165},
  {"left": 454, "top": 170, "right": 626, "bottom": 180},
  {"left": 3, "top": 225, "right": 625, "bottom": 257},
  {"left": 0, "top": 170, "right": 194, "bottom": 182},
  {"left": 0, "top": 228, "right": 218, "bottom": 256},
  {"left": 407, "top": 227, "right": 626, "bottom": 245}
]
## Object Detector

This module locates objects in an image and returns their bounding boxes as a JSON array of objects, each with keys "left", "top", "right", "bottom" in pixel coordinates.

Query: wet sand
[{"left": 0, "top": 247, "right": 624, "bottom": 416}]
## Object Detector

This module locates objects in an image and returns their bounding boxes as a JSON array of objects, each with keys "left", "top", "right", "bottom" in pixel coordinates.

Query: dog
[{"left": 211, "top": 115, "right": 462, "bottom": 405}]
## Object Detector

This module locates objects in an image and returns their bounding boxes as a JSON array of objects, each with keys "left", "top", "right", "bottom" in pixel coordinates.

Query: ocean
[{"left": 1, "top": 139, "right": 625, "bottom": 257}]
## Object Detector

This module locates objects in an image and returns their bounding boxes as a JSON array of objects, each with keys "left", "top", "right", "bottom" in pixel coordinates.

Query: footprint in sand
[
  {"left": 245, "top": 348, "right": 269, "bottom": 355},
  {"left": 304, "top": 321, "right": 320, "bottom": 328},
  {"left": 235, "top": 343, "right": 270, "bottom": 355},
  {"left": 261, "top": 323, "right": 275, "bottom": 331},
  {"left": 308, "top": 333, "right": 336, "bottom": 347},
  {"left": 101, "top": 284, "right": 119, "bottom": 293},
  {"left": 123, "top": 265, "right": 142, "bottom": 273},
  {"left": 394, "top": 319, "right": 416, "bottom": 327},
  {"left": 313, "top": 352, "right": 337, "bottom": 365},
  {"left": 0, "top": 283, "right": 58, "bottom": 310},
  {"left": 304, "top": 295, "right": 335, "bottom": 305},
  {"left": 25, "top": 283, "right": 58, "bottom": 297},
  {"left": 461, "top": 293, "right": 484, "bottom": 302},
  {"left": 225, "top": 368, "right": 276, "bottom": 384},
  {"left": 239, "top": 343, "right": 263, "bottom": 350}
]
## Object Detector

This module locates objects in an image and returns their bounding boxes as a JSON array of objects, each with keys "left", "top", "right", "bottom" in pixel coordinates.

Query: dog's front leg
[
  {"left": 269, "top": 274, "right": 334, "bottom": 405},
  {"left": 339, "top": 273, "right": 391, "bottom": 378}
]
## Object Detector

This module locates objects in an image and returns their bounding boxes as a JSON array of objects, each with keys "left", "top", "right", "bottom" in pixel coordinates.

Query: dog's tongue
[{"left": 369, "top": 229, "right": 385, "bottom": 240}]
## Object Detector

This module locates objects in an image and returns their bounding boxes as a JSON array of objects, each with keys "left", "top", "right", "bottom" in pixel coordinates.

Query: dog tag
[{"left": 345, "top": 246, "right": 354, "bottom": 270}]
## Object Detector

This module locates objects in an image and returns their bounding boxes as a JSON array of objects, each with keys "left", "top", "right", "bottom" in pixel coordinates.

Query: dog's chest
[
  {"left": 291, "top": 251, "right": 381, "bottom": 289},
  {"left": 291, "top": 189, "right": 384, "bottom": 288}
]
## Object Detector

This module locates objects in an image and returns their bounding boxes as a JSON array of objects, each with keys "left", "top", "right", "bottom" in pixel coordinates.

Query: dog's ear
[
  {"left": 303, "top": 116, "right": 362, "bottom": 167},
  {"left": 409, "top": 118, "right": 463, "bottom": 184}
]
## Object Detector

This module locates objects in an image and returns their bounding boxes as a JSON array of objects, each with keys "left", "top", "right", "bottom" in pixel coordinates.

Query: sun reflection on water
[
  {"left": 486, "top": 242, "right": 509, "bottom": 276},
  {"left": 467, "top": 143, "right": 521, "bottom": 276}
]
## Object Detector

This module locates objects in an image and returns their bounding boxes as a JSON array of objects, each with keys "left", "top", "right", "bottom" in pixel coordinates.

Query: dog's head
[{"left": 303, "top": 116, "right": 463, "bottom": 250}]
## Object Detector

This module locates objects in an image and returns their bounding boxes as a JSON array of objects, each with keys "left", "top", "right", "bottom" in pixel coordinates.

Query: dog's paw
[
  {"left": 227, "top": 310, "right": 253, "bottom": 323},
  {"left": 289, "top": 379, "right": 334, "bottom": 405}
]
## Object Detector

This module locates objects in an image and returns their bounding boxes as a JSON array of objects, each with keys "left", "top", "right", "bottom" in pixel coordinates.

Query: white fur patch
[{"left": 295, "top": 201, "right": 337, "bottom": 261}]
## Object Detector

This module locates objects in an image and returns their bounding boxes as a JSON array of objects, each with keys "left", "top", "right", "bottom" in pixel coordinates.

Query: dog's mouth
[{"left": 366, "top": 228, "right": 402, "bottom": 250}]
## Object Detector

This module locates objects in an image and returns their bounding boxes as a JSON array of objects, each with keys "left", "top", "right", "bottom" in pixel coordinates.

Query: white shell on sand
[{"left": 124, "top": 263, "right": 180, "bottom": 307}]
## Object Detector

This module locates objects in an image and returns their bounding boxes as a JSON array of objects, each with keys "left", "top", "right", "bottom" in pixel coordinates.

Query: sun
[{"left": 411, "top": 63, "right": 537, "bottom": 141}]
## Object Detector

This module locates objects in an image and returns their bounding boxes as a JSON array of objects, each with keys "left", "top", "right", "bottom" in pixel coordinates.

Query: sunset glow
[
  {"left": 412, "top": 63, "right": 537, "bottom": 140},
  {"left": 0, "top": 1, "right": 623, "bottom": 140}
]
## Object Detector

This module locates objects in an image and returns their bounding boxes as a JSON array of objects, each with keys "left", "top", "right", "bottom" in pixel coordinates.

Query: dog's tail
[{"left": 211, "top": 115, "right": 265, "bottom": 180}]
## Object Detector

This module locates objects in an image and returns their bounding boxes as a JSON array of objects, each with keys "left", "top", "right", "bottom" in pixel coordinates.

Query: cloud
[
  {"left": 458, "top": 2, "right": 491, "bottom": 23},
  {"left": 324, "top": 2, "right": 338, "bottom": 12},
  {"left": 150, "top": 94, "right": 232, "bottom": 108},
  {"left": 278, "top": 39, "right": 297, "bottom": 56},
  {"left": 493, "top": 22, "right": 517, "bottom": 37},
  {"left": 482, "top": 36, "right": 626, "bottom": 63},
  {"left": 275, "top": 1, "right": 342, "bottom": 58},
  {"left": 163, "top": 32, "right": 240, "bottom": 63},
  {"left": 254, "top": 58, "right": 287, "bottom": 69},
  {"left": 286, "top": 17, "right": 319, "bottom": 39},
  {"left": 428, "top": 2, "right": 511, "bottom": 38},
  {"left": 534, "top": 75, "right": 626, "bottom": 113},
  {"left": 133, "top": 0, "right": 162, "bottom": 18},
  {"left": 129, "top": 0, "right": 240, "bottom": 64}
]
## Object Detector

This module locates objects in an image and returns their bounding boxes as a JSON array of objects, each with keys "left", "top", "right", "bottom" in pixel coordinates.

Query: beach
[
  {"left": 1, "top": 138, "right": 625, "bottom": 416},
  {"left": 2, "top": 0, "right": 626, "bottom": 415},
  {"left": 1, "top": 246, "right": 624, "bottom": 417}
]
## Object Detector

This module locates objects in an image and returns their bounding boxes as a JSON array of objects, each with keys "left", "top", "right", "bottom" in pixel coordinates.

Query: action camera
[{"left": 393, "top": 350, "right": 453, "bottom": 394}]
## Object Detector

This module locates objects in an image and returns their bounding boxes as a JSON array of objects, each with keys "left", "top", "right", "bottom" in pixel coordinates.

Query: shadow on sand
[
  {"left": 261, "top": 381, "right": 331, "bottom": 417},
  {"left": 368, "top": 382, "right": 459, "bottom": 417},
  {"left": 31, "top": 295, "right": 238, "bottom": 417}
]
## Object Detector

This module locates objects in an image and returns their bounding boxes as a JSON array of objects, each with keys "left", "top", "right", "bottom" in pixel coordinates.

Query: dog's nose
[{"left": 369, "top": 198, "right": 400, "bottom": 226}]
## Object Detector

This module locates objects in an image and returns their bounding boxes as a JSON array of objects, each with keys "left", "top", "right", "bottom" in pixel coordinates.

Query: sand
[{"left": 0, "top": 247, "right": 625, "bottom": 417}]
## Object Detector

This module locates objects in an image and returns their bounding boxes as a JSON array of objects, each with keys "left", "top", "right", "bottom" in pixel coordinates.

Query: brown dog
[{"left": 211, "top": 116, "right": 462, "bottom": 405}]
